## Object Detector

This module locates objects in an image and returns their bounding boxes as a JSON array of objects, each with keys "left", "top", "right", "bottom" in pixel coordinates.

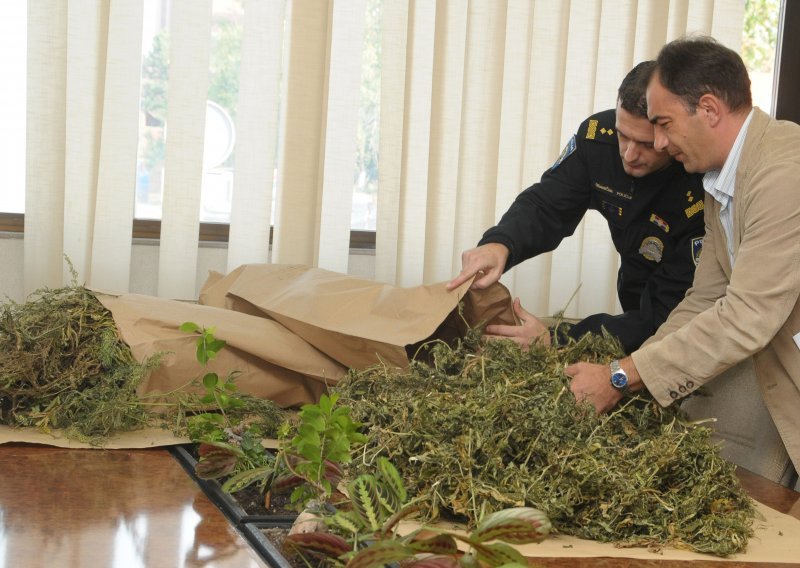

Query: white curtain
[{"left": 25, "top": 0, "right": 744, "bottom": 317}]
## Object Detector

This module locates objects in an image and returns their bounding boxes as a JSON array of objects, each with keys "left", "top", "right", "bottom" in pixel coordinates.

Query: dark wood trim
[
  {"left": 0, "top": 212, "right": 23, "bottom": 233},
  {"left": 0, "top": 212, "right": 376, "bottom": 249},
  {"left": 774, "top": 0, "right": 800, "bottom": 123}
]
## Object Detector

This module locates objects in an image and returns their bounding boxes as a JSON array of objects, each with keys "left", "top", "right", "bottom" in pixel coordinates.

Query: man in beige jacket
[{"left": 566, "top": 36, "right": 800, "bottom": 487}]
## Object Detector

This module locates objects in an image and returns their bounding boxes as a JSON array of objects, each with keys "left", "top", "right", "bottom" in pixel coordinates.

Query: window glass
[
  {"left": 135, "top": 0, "right": 245, "bottom": 223},
  {"left": 134, "top": 0, "right": 382, "bottom": 230},
  {"left": 742, "top": 0, "right": 780, "bottom": 113}
]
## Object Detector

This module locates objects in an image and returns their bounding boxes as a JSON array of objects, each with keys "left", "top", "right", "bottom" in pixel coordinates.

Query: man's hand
[
  {"left": 564, "top": 361, "right": 623, "bottom": 414},
  {"left": 446, "top": 243, "right": 509, "bottom": 291},
  {"left": 484, "top": 298, "right": 551, "bottom": 348}
]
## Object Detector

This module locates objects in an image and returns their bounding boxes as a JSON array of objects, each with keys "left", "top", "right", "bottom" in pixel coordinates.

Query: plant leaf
[
  {"left": 344, "top": 540, "right": 413, "bottom": 568},
  {"left": 195, "top": 449, "right": 237, "bottom": 479},
  {"left": 377, "top": 456, "right": 407, "bottom": 504},
  {"left": 471, "top": 507, "right": 551, "bottom": 544},
  {"left": 470, "top": 541, "right": 526, "bottom": 566},
  {"left": 405, "top": 557, "right": 460, "bottom": 568},
  {"left": 207, "top": 338, "right": 226, "bottom": 354},
  {"left": 202, "top": 372, "right": 219, "bottom": 389},
  {"left": 327, "top": 509, "right": 364, "bottom": 534},
  {"left": 408, "top": 534, "right": 459, "bottom": 556},
  {"left": 283, "top": 531, "right": 352, "bottom": 559},
  {"left": 179, "top": 321, "right": 200, "bottom": 333},
  {"left": 222, "top": 466, "right": 272, "bottom": 493},
  {"left": 349, "top": 474, "right": 383, "bottom": 532}
]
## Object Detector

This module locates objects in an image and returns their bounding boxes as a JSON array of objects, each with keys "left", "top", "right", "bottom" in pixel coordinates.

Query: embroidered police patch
[
  {"left": 639, "top": 236, "right": 664, "bottom": 262},
  {"left": 550, "top": 135, "right": 577, "bottom": 171},
  {"left": 692, "top": 236, "right": 703, "bottom": 266}
]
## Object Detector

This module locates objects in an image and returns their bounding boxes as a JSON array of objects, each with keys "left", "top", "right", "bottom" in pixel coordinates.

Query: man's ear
[{"left": 697, "top": 94, "right": 722, "bottom": 127}]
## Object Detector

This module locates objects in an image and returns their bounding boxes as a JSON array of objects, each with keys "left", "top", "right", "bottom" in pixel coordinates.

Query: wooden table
[
  {"left": 0, "top": 443, "right": 797, "bottom": 567},
  {"left": 0, "top": 443, "right": 268, "bottom": 568}
]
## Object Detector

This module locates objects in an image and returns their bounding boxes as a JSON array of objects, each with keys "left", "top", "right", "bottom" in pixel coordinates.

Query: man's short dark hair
[
  {"left": 655, "top": 35, "right": 752, "bottom": 113},
  {"left": 618, "top": 61, "right": 657, "bottom": 118}
]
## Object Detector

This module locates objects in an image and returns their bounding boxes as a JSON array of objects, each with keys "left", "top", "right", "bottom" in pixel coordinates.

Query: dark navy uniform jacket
[{"left": 479, "top": 109, "right": 706, "bottom": 353}]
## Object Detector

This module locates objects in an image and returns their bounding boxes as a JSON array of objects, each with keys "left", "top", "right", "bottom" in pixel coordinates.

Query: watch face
[{"left": 611, "top": 371, "right": 628, "bottom": 390}]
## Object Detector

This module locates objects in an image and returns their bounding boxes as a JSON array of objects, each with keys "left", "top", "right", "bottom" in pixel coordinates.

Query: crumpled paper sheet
[
  {"left": 198, "top": 263, "right": 516, "bottom": 369},
  {"left": 0, "top": 265, "right": 514, "bottom": 448},
  {"left": 398, "top": 499, "right": 800, "bottom": 563}
]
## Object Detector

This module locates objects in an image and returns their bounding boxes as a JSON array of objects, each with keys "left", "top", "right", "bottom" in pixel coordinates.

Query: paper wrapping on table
[
  {"left": 397, "top": 500, "right": 800, "bottom": 563},
  {"left": 95, "top": 293, "right": 341, "bottom": 408},
  {"left": 198, "top": 263, "right": 517, "bottom": 369},
  {"left": 0, "top": 264, "right": 515, "bottom": 448}
]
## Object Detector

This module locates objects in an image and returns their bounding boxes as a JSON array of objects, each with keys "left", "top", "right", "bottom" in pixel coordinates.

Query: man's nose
[
  {"left": 624, "top": 142, "right": 638, "bottom": 161},
  {"left": 653, "top": 129, "right": 669, "bottom": 152}
]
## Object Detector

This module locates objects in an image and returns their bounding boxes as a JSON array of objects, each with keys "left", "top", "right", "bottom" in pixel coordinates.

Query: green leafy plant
[
  {"left": 223, "top": 392, "right": 367, "bottom": 508},
  {"left": 284, "top": 457, "right": 551, "bottom": 567},
  {"left": 179, "top": 321, "right": 272, "bottom": 480}
]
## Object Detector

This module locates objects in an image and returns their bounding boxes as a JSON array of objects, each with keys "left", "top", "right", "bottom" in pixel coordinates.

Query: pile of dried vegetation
[
  {"left": 0, "top": 282, "right": 161, "bottom": 441},
  {"left": 336, "top": 329, "right": 755, "bottom": 557},
  {"left": 0, "top": 280, "right": 283, "bottom": 444}
]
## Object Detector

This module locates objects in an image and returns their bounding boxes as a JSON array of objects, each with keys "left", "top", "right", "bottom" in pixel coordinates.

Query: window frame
[
  {"left": 0, "top": 214, "right": 376, "bottom": 249},
  {"left": 4, "top": 2, "right": 797, "bottom": 252}
]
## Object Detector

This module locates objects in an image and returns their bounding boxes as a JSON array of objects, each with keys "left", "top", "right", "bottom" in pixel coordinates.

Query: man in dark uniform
[{"left": 447, "top": 61, "right": 705, "bottom": 353}]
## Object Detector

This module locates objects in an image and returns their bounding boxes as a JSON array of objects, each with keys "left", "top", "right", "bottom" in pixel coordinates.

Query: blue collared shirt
[{"left": 702, "top": 109, "right": 755, "bottom": 267}]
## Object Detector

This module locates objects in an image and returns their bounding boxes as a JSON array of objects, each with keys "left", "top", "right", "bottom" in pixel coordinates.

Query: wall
[{"left": 0, "top": 235, "right": 376, "bottom": 303}]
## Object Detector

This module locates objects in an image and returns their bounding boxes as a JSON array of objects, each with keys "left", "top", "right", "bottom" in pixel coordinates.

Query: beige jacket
[{"left": 632, "top": 108, "right": 800, "bottom": 471}]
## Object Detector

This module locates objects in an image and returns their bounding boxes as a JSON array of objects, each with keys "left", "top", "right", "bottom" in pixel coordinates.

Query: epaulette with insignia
[{"left": 581, "top": 109, "right": 618, "bottom": 145}]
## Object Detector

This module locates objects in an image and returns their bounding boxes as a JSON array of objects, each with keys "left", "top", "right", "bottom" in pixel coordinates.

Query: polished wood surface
[
  {"left": 1, "top": 443, "right": 798, "bottom": 568},
  {"left": 0, "top": 443, "right": 267, "bottom": 568}
]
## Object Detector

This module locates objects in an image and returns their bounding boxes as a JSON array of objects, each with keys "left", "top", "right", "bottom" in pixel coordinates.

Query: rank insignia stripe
[
  {"left": 685, "top": 199, "right": 704, "bottom": 219},
  {"left": 692, "top": 236, "right": 703, "bottom": 266},
  {"left": 550, "top": 135, "right": 577, "bottom": 171},
  {"left": 639, "top": 236, "right": 664, "bottom": 263},
  {"left": 649, "top": 213, "right": 670, "bottom": 233},
  {"left": 586, "top": 120, "right": 598, "bottom": 140}
]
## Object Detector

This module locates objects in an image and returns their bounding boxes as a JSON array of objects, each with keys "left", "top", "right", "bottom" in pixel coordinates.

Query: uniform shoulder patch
[
  {"left": 691, "top": 236, "right": 703, "bottom": 266},
  {"left": 550, "top": 135, "right": 577, "bottom": 171}
]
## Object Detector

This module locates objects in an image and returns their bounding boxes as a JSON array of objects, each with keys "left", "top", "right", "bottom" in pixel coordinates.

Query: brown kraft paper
[{"left": 198, "top": 263, "right": 517, "bottom": 370}]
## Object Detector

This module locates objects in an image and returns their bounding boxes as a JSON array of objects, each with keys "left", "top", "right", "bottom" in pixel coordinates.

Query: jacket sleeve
[
  {"left": 566, "top": 215, "right": 706, "bottom": 353},
  {"left": 479, "top": 136, "right": 592, "bottom": 270},
  {"left": 633, "top": 158, "right": 800, "bottom": 406}
]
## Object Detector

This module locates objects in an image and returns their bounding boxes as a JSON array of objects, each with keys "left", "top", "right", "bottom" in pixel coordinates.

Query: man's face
[
  {"left": 615, "top": 103, "right": 672, "bottom": 177},
  {"left": 646, "top": 76, "right": 716, "bottom": 173}
]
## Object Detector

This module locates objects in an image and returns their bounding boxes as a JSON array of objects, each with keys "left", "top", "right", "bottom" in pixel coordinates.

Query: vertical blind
[{"left": 25, "top": 0, "right": 744, "bottom": 319}]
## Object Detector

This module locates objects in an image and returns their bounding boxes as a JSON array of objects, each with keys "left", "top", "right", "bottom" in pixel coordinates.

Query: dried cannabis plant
[
  {"left": 0, "top": 282, "right": 160, "bottom": 442},
  {"left": 0, "top": 279, "right": 284, "bottom": 445},
  {"left": 336, "top": 329, "right": 755, "bottom": 557}
]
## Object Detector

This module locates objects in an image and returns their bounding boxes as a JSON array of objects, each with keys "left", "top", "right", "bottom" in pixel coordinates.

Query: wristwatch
[{"left": 609, "top": 359, "right": 630, "bottom": 394}]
